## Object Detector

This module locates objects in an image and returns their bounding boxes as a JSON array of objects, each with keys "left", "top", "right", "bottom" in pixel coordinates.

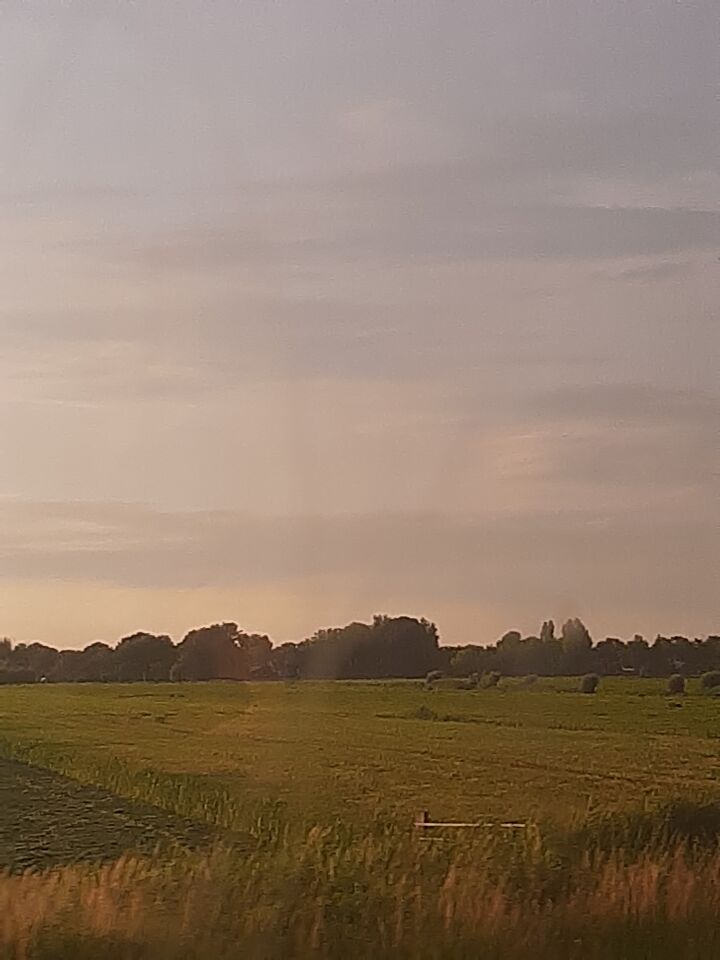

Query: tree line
[
  {"left": 442, "top": 619, "right": 720, "bottom": 679},
  {"left": 0, "top": 616, "right": 717, "bottom": 684}
]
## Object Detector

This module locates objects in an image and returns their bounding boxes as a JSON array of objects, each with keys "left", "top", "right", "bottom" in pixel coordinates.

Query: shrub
[
  {"left": 667, "top": 674, "right": 685, "bottom": 695},
  {"left": 700, "top": 671, "right": 720, "bottom": 692},
  {"left": 410, "top": 705, "right": 438, "bottom": 721},
  {"left": 580, "top": 673, "right": 599, "bottom": 694},
  {"left": 424, "top": 670, "right": 443, "bottom": 686},
  {"left": 520, "top": 674, "right": 538, "bottom": 687},
  {"left": 482, "top": 671, "right": 501, "bottom": 689}
]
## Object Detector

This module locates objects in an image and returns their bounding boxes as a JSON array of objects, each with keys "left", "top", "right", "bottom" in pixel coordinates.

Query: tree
[
  {"left": 624, "top": 634, "right": 649, "bottom": 675},
  {"left": 496, "top": 631, "right": 522, "bottom": 675},
  {"left": 25, "top": 643, "right": 61, "bottom": 680},
  {"left": 172, "top": 623, "right": 248, "bottom": 681},
  {"left": 2, "top": 616, "right": 719, "bottom": 684},
  {"left": 116, "top": 633, "right": 176, "bottom": 682},
  {"left": 498, "top": 630, "right": 522, "bottom": 648},
  {"left": 0, "top": 666, "right": 35, "bottom": 684},
  {"left": 7, "top": 641, "right": 59, "bottom": 677},
  {"left": 561, "top": 618, "right": 592, "bottom": 649},
  {"left": 77, "top": 642, "right": 116, "bottom": 681},
  {"left": 647, "top": 636, "right": 675, "bottom": 677},
  {"left": 301, "top": 622, "right": 373, "bottom": 679},
  {"left": 370, "top": 615, "right": 441, "bottom": 678},
  {"left": 519, "top": 636, "right": 546, "bottom": 675},
  {"left": 271, "top": 642, "right": 302, "bottom": 680},
  {"left": 237, "top": 631, "right": 275, "bottom": 679},
  {"left": 560, "top": 619, "right": 593, "bottom": 674},
  {"left": 449, "top": 645, "right": 490, "bottom": 678},
  {"left": 296, "top": 615, "right": 441, "bottom": 679},
  {"left": 595, "top": 638, "right": 624, "bottom": 676},
  {"left": 50, "top": 649, "right": 84, "bottom": 682}
]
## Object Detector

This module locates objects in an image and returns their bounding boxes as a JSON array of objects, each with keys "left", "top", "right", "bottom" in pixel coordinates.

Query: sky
[{"left": 1, "top": 0, "right": 718, "bottom": 648}]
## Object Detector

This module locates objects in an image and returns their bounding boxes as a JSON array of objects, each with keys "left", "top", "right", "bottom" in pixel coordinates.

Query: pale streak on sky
[{"left": 0, "top": 0, "right": 718, "bottom": 647}]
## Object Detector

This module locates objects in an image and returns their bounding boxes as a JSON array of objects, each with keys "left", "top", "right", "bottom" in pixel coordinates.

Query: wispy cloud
[
  {"left": 1, "top": 498, "right": 716, "bottom": 645},
  {"left": 1, "top": 0, "right": 717, "bottom": 644}
]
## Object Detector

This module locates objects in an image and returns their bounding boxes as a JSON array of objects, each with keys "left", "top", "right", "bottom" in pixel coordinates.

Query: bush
[
  {"left": 667, "top": 674, "right": 685, "bottom": 695},
  {"left": 580, "top": 673, "right": 599, "bottom": 694},
  {"left": 481, "top": 671, "right": 501, "bottom": 689},
  {"left": 700, "top": 671, "right": 720, "bottom": 692},
  {"left": 424, "top": 670, "right": 443, "bottom": 686},
  {"left": 520, "top": 674, "right": 538, "bottom": 687},
  {"left": 410, "top": 705, "right": 438, "bottom": 721}
]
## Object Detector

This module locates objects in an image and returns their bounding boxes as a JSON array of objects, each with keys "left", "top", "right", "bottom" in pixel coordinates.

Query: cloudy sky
[{"left": 1, "top": 0, "right": 718, "bottom": 648}]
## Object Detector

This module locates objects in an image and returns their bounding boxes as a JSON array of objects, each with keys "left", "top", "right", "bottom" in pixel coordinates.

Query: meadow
[
  {"left": 1, "top": 677, "right": 718, "bottom": 829},
  {"left": 3, "top": 677, "right": 720, "bottom": 958}
]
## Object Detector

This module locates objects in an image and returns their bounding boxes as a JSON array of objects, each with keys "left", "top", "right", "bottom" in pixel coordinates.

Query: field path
[{"left": 0, "top": 758, "right": 214, "bottom": 872}]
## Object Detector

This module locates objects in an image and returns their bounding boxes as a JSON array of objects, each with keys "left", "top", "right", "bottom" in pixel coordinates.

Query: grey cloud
[
  {"left": 0, "top": 183, "right": 135, "bottom": 211},
  {"left": 544, "top": 429, "right": 717, "bottom": 495},
  {"left": 487, "top": 112, "right": 716, "bottom": 185},
  {"left": 1, "top": 0, "right": 718, "bottom": 645},
  {"left": 357, "top": 202, "right": 720, "bottom": 263},
  {"left": 0, "top": 501, "right": 716, "bottom": 586},
  {"left": 0, "top": 285, "right": 602, "bottom": 403},
  {"left": 340, "top": 109, "right": 717, "bottom": 199},
  {"left": 86, "top": 186, "right": 720, "bottom": 269},
  {"left": 1, "top": 499, "right": 717, "bottom": 646},
  {"left": 8, "top": 340, "right": 233, "bottom": 404},
  {"left": 530, "top": 383, "right": 720, "bottom": 429},
  {"left": 609, "top": 262, "right": 696, "bottom": 283},
  {"left": 519, "top": 383, "right": 719, "bottom": 501},
  {"left": 3, "top": 275, "right": 716, "bottom": 408}
]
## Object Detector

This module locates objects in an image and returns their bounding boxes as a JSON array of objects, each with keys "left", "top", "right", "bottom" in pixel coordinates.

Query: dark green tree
[
  {"left": 236, "top": 631, "right": 274, "bottom": 679},
  {"left": 560, "top": 618, "right": 593, "bottom": 674},
  {"left": 116, "top": 633, "right": 176, "bottom": 682},
  {"left": 172, "top": 623, "right": 248, "bottom": 681}
]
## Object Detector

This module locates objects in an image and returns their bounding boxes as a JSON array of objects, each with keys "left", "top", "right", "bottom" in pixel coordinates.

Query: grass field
[
  {"left": 0, "top": 758, "right": 212, "bottom": 873},
  {"left": 0, "top": 677, "right": 718, "bottom": 832},
  {"left": 3, "top": 678, "right": 720, "bottom": 958}
]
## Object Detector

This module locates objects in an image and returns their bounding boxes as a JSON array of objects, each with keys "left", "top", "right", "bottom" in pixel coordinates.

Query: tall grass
[
  {"left": 4, "top": 828, "right": 720, "bottom": 959},
  {"left": 5, "top": 716, "right": 720, "bottom": 957}
]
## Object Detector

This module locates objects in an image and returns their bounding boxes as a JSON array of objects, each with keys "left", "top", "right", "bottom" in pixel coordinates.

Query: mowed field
[
  {"left": 6, "top": 679, "right": 720, "bottom": 958},
  {"left": 1, "top": 677, "right": 719, "bottom": 832}
]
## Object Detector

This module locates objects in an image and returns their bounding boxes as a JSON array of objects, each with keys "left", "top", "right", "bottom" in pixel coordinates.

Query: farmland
[
  {"left": 0, "top": 758, "right": 212, "bottom": 873},
  {"left": 4, "top": 678, "right": 720, "bottom": 958},
  {"left": 1, "top": 678, "right": 719, "bottom": 833}
]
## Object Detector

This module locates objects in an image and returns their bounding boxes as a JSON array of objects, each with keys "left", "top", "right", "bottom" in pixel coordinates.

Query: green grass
[
  {"left": 0, "top": 677, "right": 718, "bottom": 831},
  {"left": 4, "top": 678, "right": 720, "bottom": 958}
]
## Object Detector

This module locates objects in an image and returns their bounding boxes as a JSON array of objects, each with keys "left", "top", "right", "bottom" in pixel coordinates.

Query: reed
[{"left": 3, "top": 829, "right": 720, "bottom": 959}]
